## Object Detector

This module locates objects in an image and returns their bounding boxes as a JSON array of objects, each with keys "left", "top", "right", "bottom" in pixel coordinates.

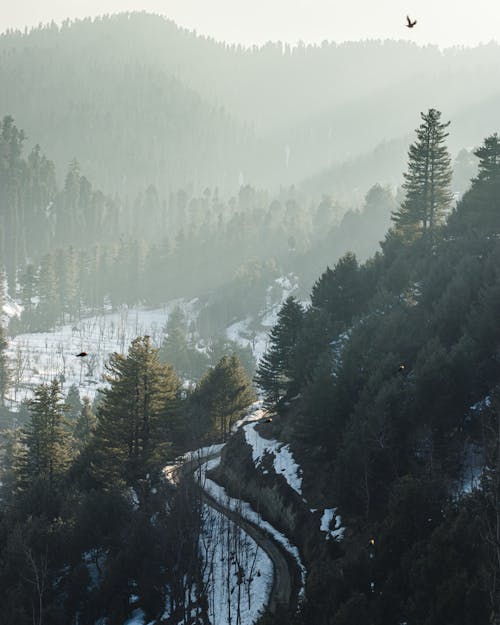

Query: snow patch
[
  {"left": 244, "top": 422, "right": 303, "bottom": 496},
  {"left": 123, "top": 609, "right": 146, "bottom": 625},
  {"left": 5, "top": 301, "right": 199, "bottom": 408},
  {"left": 320, "top": 508, "right": 345, "bottom": 541},
  {"left": 201, "top": 504, "right": 272, "bottom": 625},
  {"left": 197, "top": 456, "right": 307, "bottom": 595}
]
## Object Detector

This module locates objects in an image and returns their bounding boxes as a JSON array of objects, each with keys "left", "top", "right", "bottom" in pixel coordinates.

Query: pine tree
[
  {"left": 65, "top": 384, "right": 82, "bottom": 421},
  {"left": 196, "top": 354, "right": 255, "bottom": 441},
  {"left": 93, "top": 336, "right": 180, "bottom": 486},
  {"left": 37, "top": 252, "right": 59, "bottom": 328},
  {"left": 449, "top": 134, "right": 500, "bottom": 237},
  {"left": 19, "top": 263, "right": 37, "bottom": 324},
  {"left": 392, "top": 109, "right": 453, "bottom": 243},
  {"left": 311, "top": 252, "right": 362, "bottom": 329},
  {"left": 74, "top": 396, "right": 97, "bottom": 450},
  {"left": 19, "top": 379, "right": 72, "bottom": 488},
  {"left": 254, "top": 296, "right": 304, "bottom": 409},
  {"left": 0, "top": 324, "right": 10, "bottom": 406}
]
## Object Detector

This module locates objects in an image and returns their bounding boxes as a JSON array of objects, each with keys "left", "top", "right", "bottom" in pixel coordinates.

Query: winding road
[{"left": 175, "top": 437, "right": 301, "bottom": 617}]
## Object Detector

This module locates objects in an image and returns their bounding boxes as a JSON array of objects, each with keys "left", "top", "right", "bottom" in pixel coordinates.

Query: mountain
[{"left": 3, "top": 15, "right": 500, "bottom": 196}]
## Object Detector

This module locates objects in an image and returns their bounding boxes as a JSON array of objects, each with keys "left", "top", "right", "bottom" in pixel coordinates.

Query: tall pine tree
[
  {"left": 255, "top": 296, "right": 304, "bottom": 409},
  {"left": 392, "top": 109, "right": 453, "bottom": 243},
  {"left": 0, "top": 324, "right": 10, "bottom": 407},
  {"left": 93, "top": 336, "right": 180, "bottom": 486},
  {"left": 19, "top": 379, "right": 72, "bottom": 489},
  {"left": 196, "top": 354, "right": 255, "bottom": 441}
]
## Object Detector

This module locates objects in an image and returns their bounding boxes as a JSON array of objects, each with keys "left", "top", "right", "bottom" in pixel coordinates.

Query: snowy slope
[
  {"left": 4, "top": 301, "right": 199, "bottom": 407},
  {"left": 197, "top": 456, "right": 306, "bottom": 596},
  {"left": 244, "top": 422, "right": 303, "bottom": 496},
  {"left": 225, "top": 274, "right": 301, "bottom": 364},
  {"left": 201, "top": 503, "right": 273, "bottom": 625}
]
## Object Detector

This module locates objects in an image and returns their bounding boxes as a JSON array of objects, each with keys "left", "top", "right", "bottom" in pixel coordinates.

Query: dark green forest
[
  {"left": 1, "top": 13, "right": 500, "bottom": 624},
  {"left": 0, "top": 336, "right": 255, "bottom": 624},
  {"left": 1, "top": 101, "right": 500, "bottom": 623},
  {"left": 255, "top": 112, "right": 500, "bottom": 625}
]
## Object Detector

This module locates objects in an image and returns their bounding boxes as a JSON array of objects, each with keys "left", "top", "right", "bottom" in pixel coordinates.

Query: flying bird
[
  {"left": 406, "top": 15, "right": 417, "bottom": 28},
  {"left": 398, "top": 364, "right": 406, "bottom": 373},
  {"left": 76, "top": 352, "right": 88, "bottom": 358}
]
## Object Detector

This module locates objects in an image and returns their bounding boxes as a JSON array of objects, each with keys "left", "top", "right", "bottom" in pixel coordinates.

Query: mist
[{"left": 0, "top": 5, "right": 499, "bottom": 625}]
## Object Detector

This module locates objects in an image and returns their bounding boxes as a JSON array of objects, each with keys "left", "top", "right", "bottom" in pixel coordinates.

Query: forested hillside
[
  {"left": 0, "top": 114, "right": 395, "bottom": 338},
  {"left": 2, "top": 11, "right": 500, "bottom": 623},
  {"left": 2, "top": 14, "right": 500, "bottom": 194},
  {"left": 252, "top": 111, "right": 500, "bottom": 624}
]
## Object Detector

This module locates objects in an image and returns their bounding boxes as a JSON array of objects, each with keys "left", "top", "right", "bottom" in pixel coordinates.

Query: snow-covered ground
[
  {"left": 197, "top": 455, "right": 306, "bottom": 597},
  {"left": 4, "top": 272, "right": 304, "bottom": 408},
  {"left": 201, "top": 503, "right": 272, "bottom": 625},
  {"left": 244, "top": 422, "right": 303, "bottom": 496},
  {"left": 226, "top": 274, "right": 301, "bottom": 364},
  {"left": 4, "top": 301, "right": 199, "bottom": 407},
  {"left": 319, "top": 508, "right": 345, "bottom": 541}
]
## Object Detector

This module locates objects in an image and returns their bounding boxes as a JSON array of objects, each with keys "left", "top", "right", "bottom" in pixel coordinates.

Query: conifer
[
  {"left": 197, "top": 354, "right": 255, "bottom": 441},
  {"left": 0, "top": 325, "right": 10, "bottom": 406},
  {"left": 254, "top": 296, "right": 303, "bottom": 408},
  {"left": 93, "top": 336, "right": 180, "bottom": 486},
  {"left": 392, "top": 109, "right": 453, "bottom": 243},
  {"left": 20, "top": 379, "right": 72, "bottom": 488}
]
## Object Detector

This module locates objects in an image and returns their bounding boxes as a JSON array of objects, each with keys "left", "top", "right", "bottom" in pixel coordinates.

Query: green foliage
[
  {"left": 311, "top": 252, "right": 363, "bottom": 329},
  {"left": 392, "top": 109, "right": 453, "bottom": 243},
  {"left": 74, "top": 397, "right": 97, "bottom": 451},
  {"left": 160, "top": 307, "right": 209, "bottom": 381},
  {"left": 0, "top": 324, "right": 11, "bottom": 405},
  {"left": 255, "top": 296, "right": 304, "bottom": 408},
  {"left": 19, "top": 379, "right": 73, "bottom": 490},
  {"left": 92, "top": 336, "right": 181, "bottom": 486},
  {"left": 194, "top": 354, "right": 255, "bottom": 441}
]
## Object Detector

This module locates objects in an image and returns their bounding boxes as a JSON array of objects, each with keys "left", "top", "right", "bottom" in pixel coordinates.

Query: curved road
[{"left": 178, "top": 448, "right": 301, "bottom": 616}]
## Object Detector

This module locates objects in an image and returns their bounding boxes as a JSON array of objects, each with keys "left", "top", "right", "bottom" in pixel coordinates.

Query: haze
[{"left": 2, "top": 0, "right": 500, "bottom": 47}]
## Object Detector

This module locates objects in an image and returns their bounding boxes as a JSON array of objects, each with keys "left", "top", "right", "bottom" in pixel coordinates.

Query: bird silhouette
[
  {"left": 406, "top": 15, "right": 417, "bottom": 28},
  {"left": 76, "top": 352, "right": 88, "bottom": 358}
]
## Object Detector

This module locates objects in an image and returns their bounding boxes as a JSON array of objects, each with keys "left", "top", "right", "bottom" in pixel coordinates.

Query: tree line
[
  {"left": 0, "top": 334, "right": 254, "bottom": 624},
  {"left": 256, "top": 110, "right": 500, "bottom": 625}
]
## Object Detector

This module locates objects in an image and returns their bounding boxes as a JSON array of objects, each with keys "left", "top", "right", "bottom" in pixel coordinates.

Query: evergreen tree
[
  {"left": 93, "top": 336, "right": 180, "bottom": 486},
  {"left": 65, "top": 384, "right": 82, "bottom": 421},
  {"left": 392, "top": 109, "right": 453, "bottom": 243},
  {"left": 196, "top": 354, "right": 255, "bottom": 441},
  {"left": 0, "top": 325, "right": 11, "bottom": 406},
  {"left": 451, "top": 134, "right": 500, "bottom": 236},
  {"left": 19, "top": 263, "right": 37, "bottom": 318},
  {"left": 19, "top": 379, "right": 72, "bottom": 489},
  {"left": 311, "top": 252, "right": 362, "bottom": 328},
  {"left": 74, "top": 396, "right": 97, "bottom": 450},
  {"left": 254, "top": 296, "right": 304, "bottom": 409},
  {"left": 37, "top": 253, "right": 59, "bottom": 328}
]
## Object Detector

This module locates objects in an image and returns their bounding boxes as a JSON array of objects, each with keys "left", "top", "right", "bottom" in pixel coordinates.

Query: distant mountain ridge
[{"left": 2, "top": 13, "right": 500, "bottom": 195}]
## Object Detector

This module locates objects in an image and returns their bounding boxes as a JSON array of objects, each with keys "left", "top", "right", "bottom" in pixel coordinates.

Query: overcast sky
[{"left": 1, "top": 0, "right": 499, "bottom": 48}]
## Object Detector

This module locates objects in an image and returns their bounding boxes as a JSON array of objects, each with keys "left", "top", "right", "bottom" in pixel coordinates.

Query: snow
[
  {"left": 232, "top": 400, "right": 266, "bottom": 432},
  {"left": 123, "top": 609, "right": 146, "bottom": 625},
  {"left": 460, "top": 443, "right": 484, "bottom": 494},
  {"left": 225, "top": 274, "right": 300, "bottom": 364},
  {"left": 470, "top": 395, "right": 491, "bottom": 412},
  {"left": 319, "top": 508, "right": 345, "bottom": 541},
  {"left": 2, "top": 296, "right": 23, "bottom": 321},
  {"left": 201, "top": 503, "right": 272, "bottom": 625},
  {"left": 4, "top": 301, "right": 199, "bottom": 408},
  {"left": 244, "top": 422, "right": 303, "bottom": 496},
  {"left": 197, "top": 456, "right": 307, "bottom": 596}
]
